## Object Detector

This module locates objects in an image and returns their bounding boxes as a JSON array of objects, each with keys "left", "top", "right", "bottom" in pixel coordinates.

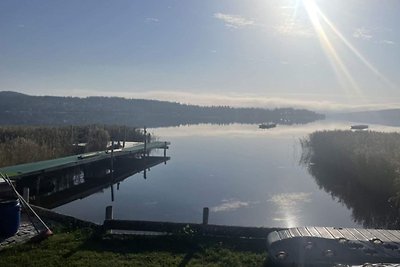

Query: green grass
[{"left": 0, "top": 227, "right": 269, "bottom": 267}]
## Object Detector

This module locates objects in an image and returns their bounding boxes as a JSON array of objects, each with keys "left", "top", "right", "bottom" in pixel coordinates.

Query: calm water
[{"left": 53, "top": 121, "right": 400, "bottom": 228}]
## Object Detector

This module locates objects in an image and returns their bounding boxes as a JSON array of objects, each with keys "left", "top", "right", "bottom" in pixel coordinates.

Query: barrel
[{"left": 0, "top": 198, "right": 21, "bottom": 238}]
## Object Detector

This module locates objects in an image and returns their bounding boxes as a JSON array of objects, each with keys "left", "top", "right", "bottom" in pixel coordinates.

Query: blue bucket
[{"left": 0, "top": 198, "right": 21, "bottom": 238}]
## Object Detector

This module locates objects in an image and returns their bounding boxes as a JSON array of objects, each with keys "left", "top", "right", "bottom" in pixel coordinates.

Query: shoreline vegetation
[
  {"left": 301, "top": 130, "right": 400, "bottom": 228},
  {"left": 0, "top": 222, "right": 268, "bottom": 267},
  {"left": 0, "top": 125, "right": 145, "bottom": 168}
]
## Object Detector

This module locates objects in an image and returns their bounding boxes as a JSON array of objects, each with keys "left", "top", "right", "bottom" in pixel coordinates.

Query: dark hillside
[{"left": 0, "top": 91, "right": 324, "bottom": 127}]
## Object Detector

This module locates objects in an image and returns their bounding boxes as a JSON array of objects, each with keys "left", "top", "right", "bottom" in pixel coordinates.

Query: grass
[{"left": 0, "top": 226, "right": 269, "bottom": 267}]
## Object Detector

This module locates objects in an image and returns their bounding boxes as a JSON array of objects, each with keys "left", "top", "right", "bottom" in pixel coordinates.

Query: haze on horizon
[{"left": 1, "top": 0, "right": 399, "bottom": 112}]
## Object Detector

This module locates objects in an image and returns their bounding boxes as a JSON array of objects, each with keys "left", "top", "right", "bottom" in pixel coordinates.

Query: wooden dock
[{"left": 0, "top": 141, "right": 169, "bottom": 179}]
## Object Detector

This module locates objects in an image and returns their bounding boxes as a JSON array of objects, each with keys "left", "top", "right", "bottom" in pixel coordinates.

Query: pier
[{"left": 0, "top": 141, "right": 169, "bottom": 180}]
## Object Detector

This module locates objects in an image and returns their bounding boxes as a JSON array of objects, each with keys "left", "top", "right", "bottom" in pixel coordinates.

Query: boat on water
[
  {"left": 351, "top": 124, "right": 368, "bottom": 130},
  {"left": 259, "top": 123, "right": 277, "bottom": 129}
]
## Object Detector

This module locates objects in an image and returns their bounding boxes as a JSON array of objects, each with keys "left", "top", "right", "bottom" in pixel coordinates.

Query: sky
[{"left": 1, "top": 0, "right": 400, "bottom": 111}]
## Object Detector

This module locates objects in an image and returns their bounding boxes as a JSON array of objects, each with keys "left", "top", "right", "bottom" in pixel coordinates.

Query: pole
[{"left": 203, "top": 207, "right": 209, "bottom": 225}]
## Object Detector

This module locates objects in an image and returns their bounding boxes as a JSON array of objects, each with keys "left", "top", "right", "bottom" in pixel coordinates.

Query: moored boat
[
  {"left": 259, "top": 123, "right": 277, "bottom": 129},
  {"left": 351, "top": 124, "right": 368, "bottom": 130}
]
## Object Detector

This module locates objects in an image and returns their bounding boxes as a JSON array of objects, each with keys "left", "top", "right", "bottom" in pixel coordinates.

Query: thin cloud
[
  {"left": 379, "top": 39, "right": 395, "bottom": 45},
  {"left": 145, "top": 17, "right": 159, "bottom": 23},
  {"left": 353, "top": 27, "right": 395, "bottom": 45},
  {"left": 214, "top": 13, "right": 254, "bottom": 29},
  {"left": 353, "top": 28, "right": 372, "bottom": 40}
]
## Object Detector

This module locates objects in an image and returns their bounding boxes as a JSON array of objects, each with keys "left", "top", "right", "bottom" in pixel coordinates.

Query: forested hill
[{"left": 0, "top": 91, "right": 324, "bottom": 127}]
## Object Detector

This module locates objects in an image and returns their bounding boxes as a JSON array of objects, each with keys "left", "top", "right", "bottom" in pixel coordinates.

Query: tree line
[{"left": 0, "top": 91, "right": 324, "bottom": 127}]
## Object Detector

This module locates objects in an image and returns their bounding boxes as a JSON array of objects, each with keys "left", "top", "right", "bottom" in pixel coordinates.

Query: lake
[{"left": 53, "top": 120, "right": 400, "bottom": 228}]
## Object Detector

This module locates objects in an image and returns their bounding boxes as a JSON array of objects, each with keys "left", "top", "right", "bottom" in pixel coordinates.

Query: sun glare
[
  {"left": 302, "top": 0, "right": 361, "bottom": 97},
  {"left": 301, "top": 0, "right": 393, "bottom": 98}
]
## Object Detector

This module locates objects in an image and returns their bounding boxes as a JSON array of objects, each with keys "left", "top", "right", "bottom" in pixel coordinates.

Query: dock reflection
[{"left": 17, "top": 156, "right": 170, "bottom": 209}]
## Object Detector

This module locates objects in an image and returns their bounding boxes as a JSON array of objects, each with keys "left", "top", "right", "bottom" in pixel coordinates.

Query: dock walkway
[{"left": 0, "top": 141, "right": 169, "bottom": 179}]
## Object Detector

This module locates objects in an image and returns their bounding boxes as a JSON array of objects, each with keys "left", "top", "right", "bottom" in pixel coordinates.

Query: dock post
[
  {"left": 110, "top": 140, "right": 114, "bottom": 178},
  {"left": 105, "top": 206, "right": 113, "bottom": 220},
  {"left": 202, "top": 207, "right": 209, "bottom": 225},
  {"left": 23, "top": 187, "right": 30, "bottom": 204},
  {"left": 123, "top": 126, "right": 126, "bottom": 148},
  {"left": 143, "top": 127, "right": 147, "bottom": 157}
]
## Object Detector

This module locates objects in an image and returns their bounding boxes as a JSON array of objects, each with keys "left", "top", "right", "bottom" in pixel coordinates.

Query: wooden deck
[{"left": 0, "top": 141, "right": 169, "bottom": 179}]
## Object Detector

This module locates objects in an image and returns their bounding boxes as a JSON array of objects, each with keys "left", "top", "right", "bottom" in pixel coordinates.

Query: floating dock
[
  {"left": 0, "top": 141, "right": 169, "bottom": 179},
  {"left": 268, "top": 226, "right": 400, "bottom": 266}
]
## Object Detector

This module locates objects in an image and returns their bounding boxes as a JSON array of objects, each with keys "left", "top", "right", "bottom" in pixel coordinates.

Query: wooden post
[
  {"left": 203, "top": 207, "right": 209, "bottom": 225},
  {"left": 111, "top": 184, "right": 115, "bottom": 202},
  {"left": 105, "top": 206, "right": 113, "bottom": 220},
  {"left": 123, "top": 126, "right": 126, "bottom": 148},
  {"left": 110, "top": 140, "right": 114, "bottom": 179},
  {"left": 164, "top": 142, "right": 167, "bottom": 157},
  {"left": 23, "top": 187, "right": 30, "bottom": 203},
  {"left": 143, "top": 127, "right": 147, "bottom": 157}
]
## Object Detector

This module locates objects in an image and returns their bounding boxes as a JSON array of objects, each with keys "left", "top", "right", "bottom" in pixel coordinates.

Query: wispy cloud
[
  {"left": 353, "top": 27, "right": 395, "bottom": 45},
  {"left": 379, "top": 39, "right": 395, "bottom": 45},
  {"left": 145, "top": 17, "right": 159, "bottom": 23},
  {"left": 211, "top": 199, "right": 250, "bottom": 212},
  {"left": 214, "top": 13, "right": 254, "bottom": 29},
  {"left": 353, "top": 28, "right": 372, "bottom": 40}
]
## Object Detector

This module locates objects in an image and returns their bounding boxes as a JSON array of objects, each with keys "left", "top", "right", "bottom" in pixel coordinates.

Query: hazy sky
[{"left": 1, "top": 0, "right": 399, "bottom": 111}]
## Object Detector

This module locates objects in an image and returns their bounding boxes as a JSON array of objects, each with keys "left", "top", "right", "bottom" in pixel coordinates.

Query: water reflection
[
  {"left": 268, "top": 192, "right": 312, "bottom": 228},
  {"left": 44, "top": 122, "right": 400, "bottom": 227},
  {"left": 17, "top": 156, "right": 170, "bottom": 209},
  {"left": 301, "top": 155, "right": 400, "bottom": 229}
]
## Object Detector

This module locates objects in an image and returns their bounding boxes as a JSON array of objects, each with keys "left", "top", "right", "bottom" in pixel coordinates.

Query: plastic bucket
[{"left": 0, "top": 198, "right": 21, "bottom": 238}]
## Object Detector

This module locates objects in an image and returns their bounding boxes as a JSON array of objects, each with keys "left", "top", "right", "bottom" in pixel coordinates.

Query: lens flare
[
  {"left": 302, "top": 0, "right": 394, "bottom": 99},
  {"left": 303, "top": 0, "right": 361, "bottom": 97}
]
